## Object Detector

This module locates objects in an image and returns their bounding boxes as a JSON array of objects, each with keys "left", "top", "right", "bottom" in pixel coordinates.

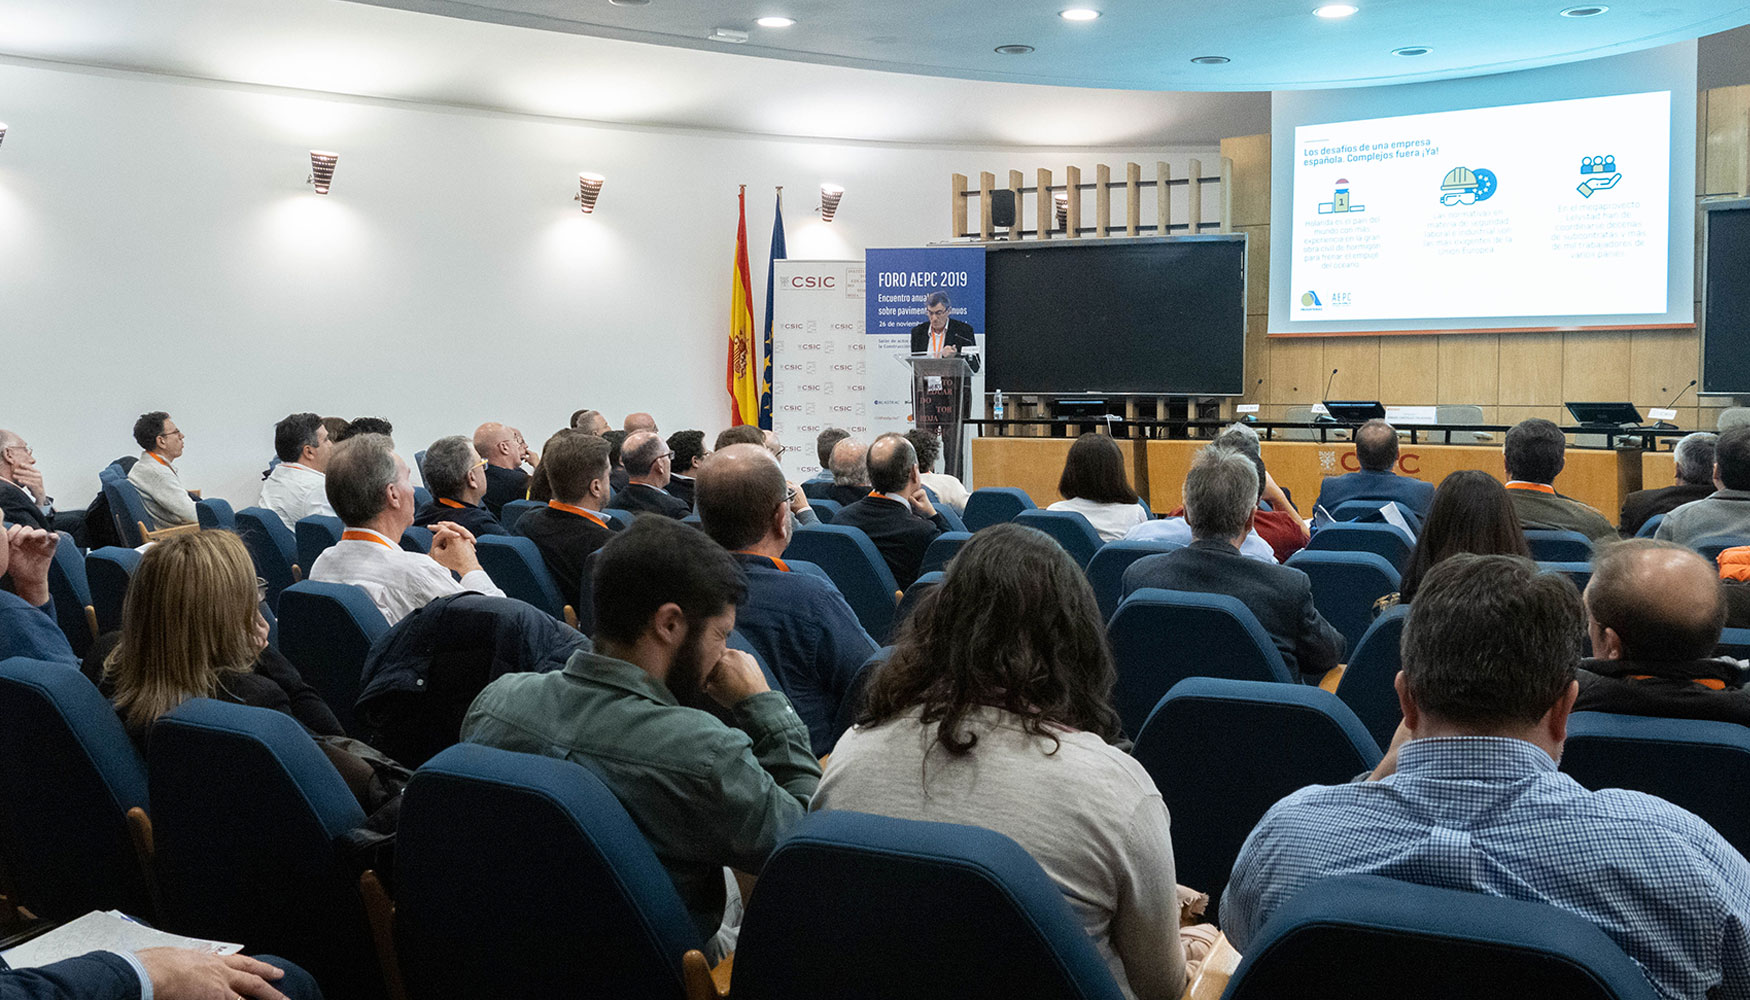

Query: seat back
[
  {"left": 476, "top": 535, "right": 566, "bottom": 620},
  {"left": 294, "top": 515, "right": 345, "bottom": 576},
  {"left": 1333, "top": 604, "right": 1411, "bottom": 751},
  {"left": 1286, "top": 549, "right": 1403, "bottom": 653},
  {"left": 733, "top": 811, "right": 1125, "bottom": 1000},
  {"left": 394, "top": 744, "right": 701, "bottom": 1000},
  {"left": 1537, "top": 560, "right": 1593, "bottom": 592},
  {"left": 46, "top": 532, "right": 97, "bottom": 657},
  {"left": 1132, "top": 678, "right": 1380, "bottom": 921},
  {"left": 1327, "top": 499, "right": 1423, "bottom": 534},
  {"left": 1085, "top": 539, "right": 1183, "bottom": 621},
  {"left": 808, "top": 497, "right": 842, "bottom": 523},
  {"left": 919, "top": 531, "right": 972, "bottom": 576},
  {"left": 0, "top": 657, "right": 153, "bottom": 922},
  {"left": 400, "top": 525, "right": 433, "bottom": 554},
  {"left": 829, "top": 647, "right": 892, "bottom": 750},
  {"left": 1011, "top": 509, "right": 1104, "bottom": 568},
  {"left": 895, "top": 571, "right": 944, "bottom": 628},
  {"left": 102, "top": 477, "right": 153, "bottom": 547},
  {"left": 412, "top": 486, "right": 432, "bottom": 510},
  {"left": 603, "top": 508, "right": 635, "bottom": 531},
  {"left": 499, "top": 499, "right": 543, "bottom": 533},
  {"left": 413, "top": 449, "right": 428, "bottom": 484},
  {"left": 195, "top": 497, "right": 235, "bottom": 530},
  {"left": 1635, "top": 513, "right": 1666, "bottom": 538},
  {"left": 1524, "top": 528, "right": 1595, "bottom": 563},
  {"left": 235, "top": 508, "right": 300, "bottom": 610},
  {"left": 960, "top": 487, "right": 1037, "bottom": 532},
  {"left": 1225, "top": 874, "right": 1658, "bottom": 1000},
  {"left": 276, "top": 580, "right": 391, "bottom": 735},
  {"left": 783, "top": 525, "right": 900, "bottom": 642},
  {"left": 1306, "top": 521, "right": 1415, "bottom": 572},
  {"left": 1692, "top": 533, "right": 1750, "bottom": 566},
  {"left": 86, "top": 547, "right": 143, "bottom": 635},
  {"left": 1719, "top": 626, "right": 1750, "bottom": 660},
  {"left": 148, "top": 699, "right": 380, "bottom": 998},
  {"left": 1561, "top": 712, "right": 1750, "bottom": 858},
  {"left": 1107, "top": 588, "right": 1294, "bottom": 737},
  {"left": 931, "top": 498, "right": 968, "bottom": 533}
]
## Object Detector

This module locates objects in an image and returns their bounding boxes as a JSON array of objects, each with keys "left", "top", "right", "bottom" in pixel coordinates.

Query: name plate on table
[
  {"left": 1649, "top": 408, "right": 1678, "bottom": 421},
  {"left": 1385, "top": 405, "right": 1438, "bottom": 425},
  {"left": 1309, "top": 403, "right": 1329, "bottom": 416},
  {"left": 1237, "top": 404, "right": 1260, "bottom": 414}
]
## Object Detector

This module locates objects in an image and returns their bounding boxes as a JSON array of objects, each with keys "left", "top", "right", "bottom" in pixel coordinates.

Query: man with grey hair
[
  {"left": 1126, "top": 427, "right": 1279, "bottom": 564},
  {"left": 0, "top": 428, "right": 83, "bottom": 542},
  {"left": 831, "top": 432, "right": 950, "bottom": 589},
  {"left": 1121, "top": 445, "right": 1344, "bottom": 678},
  {"left": 805, "top": 427, "right": 850, "bottom": 485},
  {"left": 570, "top": 408, "right": 611, "bottom": 435},
  {"left": 1619, "top": 432, "right": 1719, "bottom": 537},
  {"left": 820, "top": 437, "right": 872, "bottom": 508},
  {"left": 309, "top": 433, "right": 505, "bottom": 625},
  {"left": 616, "top": 430, "right": 690, "bottom": 518},
  {"left": 414, "top": 435, "right": 509, "bottom": 538}
]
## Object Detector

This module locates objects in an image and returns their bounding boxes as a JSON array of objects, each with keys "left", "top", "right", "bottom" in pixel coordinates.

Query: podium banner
[{"left": 866, "top": 246, "right": 986, "bottom": 468}]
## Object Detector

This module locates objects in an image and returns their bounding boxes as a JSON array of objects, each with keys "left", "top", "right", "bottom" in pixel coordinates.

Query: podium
[{"left": 901, "top": 353, "right": 976, "bottom": 480}]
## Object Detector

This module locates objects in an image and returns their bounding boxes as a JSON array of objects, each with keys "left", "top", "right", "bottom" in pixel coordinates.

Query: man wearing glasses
[
  {"left": 414, "top": 435, "right": 510, "bottom": 538},
  {"left": 908, "top": 291, "right": 980, "bottom": 479},
  {"left": 0, "top": 429, "right": 86, "bottom": 545},
  {"left": 127, "top": 411, "right": 199, "bottom": 528},
  {"left": 615, "top": 431, "right": 691, "bottom": 519},
  {"left": 472, "top": 421, "right": 539, "bottom": 519}
]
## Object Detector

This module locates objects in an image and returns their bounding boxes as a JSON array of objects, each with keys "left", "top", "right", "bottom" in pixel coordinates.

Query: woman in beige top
[{"left": 814, "top": 524, "right": 1187, "bottom": 1000}]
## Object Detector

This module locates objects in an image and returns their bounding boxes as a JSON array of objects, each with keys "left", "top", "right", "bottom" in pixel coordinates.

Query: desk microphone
[
  {"left": 1316, "top": 369, "right": 1339, "bottom": 422},
  {"left": 1652, "top": 379, "right": 1697, "bottom": 431}
]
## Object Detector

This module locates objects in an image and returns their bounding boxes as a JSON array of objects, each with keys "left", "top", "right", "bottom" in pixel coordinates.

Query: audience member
[
  {"left": 695, "top": 444, "right": 877, "bottom": 755},
  {"left": 666, "top": 429, "right": 708, "bottom": 509},
  {"left": 95, "top": 531, "right": 343, "bottom": 747},
  {"left": 1223, "top": 554, "right": 1750, "bottom": 999},
  {"left": 762, "top": 429, "right": 786, "bottom": 461},
  {"left": 333, "top": 416, "right": 393, "bottom": 444},
  {"left": 309, "top": 434, "right": 505, "bottom": 625},
  {"left": 570, "top": 408, "right": 611, "bottom": 435},
  {"left": 1123, "top": 446, "right": 1343, "bottom": 677},
  {"left": 807, "top": 427, "right": 850, "bottom": 484},
  {"left": 816, "top": 524, "right": 1190, "bottom": 999},
  {"left": 462, "top": 516, "right": 819, "bottom": 959},
  {"left": 126, "top": 410, "right": 199, "bottom": 527},
  {"left": 1312, "top": 418, "right": 1436, "bottom": 518},
  {"left": 0, "top": 510, "right": 78, "bottom": 664},
  {"left": 320, "top": 416, "right": 350, "bottom": 444},
  {"left": 616, "top": 430, "right": 690, "bottom": 518},
  {"left": 1658, "top": 426, "right": 1750, "bottom": 546},
  {"left": 821, "top": 437, "right": 873, "bottom": 508},
  {"left": 1621, "top": 432, "right": 1718, "bottom": 537},
  {"left": 1047, "top": 433, "right": 1150, "bottom": 542},
  {"left": 257, "top": 412, "right": 336, "bottom": 531},
  {"left": 1383, "top": 469, "right": 1531, "bottom": 610},
  {"left": 603, "top": 429, "right": 630, "bottom": 495},
  {"left": 0, "top": 428, "right": 85, "bottom": 544},
  {"left": 413, "top": 435, "right": 508, "bottom": 538},
  {"left": 1207, "top": 423, "right": 1309, "bottom": 561},
  {"left": 514, "top": 432, "right": 615, "bottom": 609},
  {"left": 714, "top": 425, "right": 764, "bottom": 451},
  {"left": 473, "top": 422, "right": 538, "bottom": 517},
  {"left": 1503, "top": 418, "right": 1615, "bottom": 541},
  {"left": 907, "top": 429, "right": 969, "bottom": 513},
  {"left": 1575, "top": 539, "right": 1747, "bottom": 724},
  {"left": 0, "top": 948, "right": 311, "bottom": 1000},
  {"left": 1124, "top": 435, "right": 1280, "bottom": 564},
  {"left": 831, "top": 433, "right": 949, "bottom": 589},
  {"left": 624, "top": 412, "right": 659, "bottom": 434}
]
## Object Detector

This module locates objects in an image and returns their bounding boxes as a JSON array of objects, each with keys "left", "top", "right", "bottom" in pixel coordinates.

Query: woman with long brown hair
[
  {"left": 814, "top": 524, "right": 1192, "bottom": 999},
  {"left": 1384, "top": 469, "right": 1533, "bottom": 610},
  {"left": 1049, "top": 432, "right": 1149, "bottom": 541}
]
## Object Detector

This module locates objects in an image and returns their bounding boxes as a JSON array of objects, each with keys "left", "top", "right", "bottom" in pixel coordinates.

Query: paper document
[
  {"left": 1377, "top": 502, "right": 1414, "bottom": 536},
  {"left": 1, "top": 911, "right": 241, "bottom": 969}
]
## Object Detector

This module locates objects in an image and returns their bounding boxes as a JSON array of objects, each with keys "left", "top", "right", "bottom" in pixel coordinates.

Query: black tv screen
[
  {"left": 1703, "top": 200, "right": 1750, "bottom": 396},
  {"left": 984, "top": 236, "right": 1247, "bottom": 395}
]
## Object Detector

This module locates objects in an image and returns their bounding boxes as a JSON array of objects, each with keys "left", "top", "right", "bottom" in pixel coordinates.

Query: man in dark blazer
[
  {"left": 1312, "top": 419, "right": 1435, "bottom": 518},
  {"left": 829, "top": 432, "right": 950, "bottom": 589},
  {"left": 515, "top": 433, "right": 618, "bottom": 608},
  {"left": 615, "top": 430, "right": 690, "bottom": 519},
  {"left": 0, "top": 428, "right": 85, "bottom": 544},
  {"left": 908, "top": 291, "right": 981, "bottom": 373},
  {"left": 474, "top": 421, "right": 537, "bottom": 518},
  {"left": 1620, "top": 432, "right": 1718, "bottom": 537},
  {"left": 413, "top": 435, "right": 510, "bottom": 538},
  {"left": 1124, "top": 446, "right": 1345, "bottom": 678}
]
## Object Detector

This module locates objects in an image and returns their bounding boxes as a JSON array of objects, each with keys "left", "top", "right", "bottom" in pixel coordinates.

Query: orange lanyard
[
  {"left": 1506, "top": 482, "right": 1556, "bottom": 495},
  {"left": 437, "top": 498, "right": 467, "bottom": 509},
  {"left": 340, "top": 529, "right": 394, "bottom": 548},
  {"left": 148, "top": 452, "right": 171, "bottom": 468},
  {"left": 735, "top": 550, "right": 791, "bottom": 572},
  {"left": 548, "top": 500, "right": 609, "bottom": 529},
  {"left": 930, "top": 326, "right": 945, "bottom": 355}
]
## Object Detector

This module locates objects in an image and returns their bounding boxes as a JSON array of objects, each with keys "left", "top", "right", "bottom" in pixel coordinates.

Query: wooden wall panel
[
  {"left": 1239, "top": 225, "right": 1269, "bottom": 315},
  {"left": 1380, "top": 336, "right": 1441, "bottom": 403},
  {"left": 1324, "top": 337, "right": 1380, "bottom": 401},
  {"left": 1630, "top": 329, "right": 1702, "bottom": 413},
  {"left": 1435, "top": 334, "right": 1498, "bottom": 405},
  {"left": 1268, "top": 338, "right": 1327, "bottom": 404},
  {"left": 1562, "top": 331, "right": 1633, "bottom": 401},
  {"left": 1497, "top": 334, "right": 1565, "bottom": 405},
  {"left": 1244, "top": 313, "right": 1269, "bottom": 404},
  {"left": 1705, "top": 85, "right": 1750, "bottom": 197},
  {"left": 1220, "top": 134, "right": 1271, "bottom": 227}
]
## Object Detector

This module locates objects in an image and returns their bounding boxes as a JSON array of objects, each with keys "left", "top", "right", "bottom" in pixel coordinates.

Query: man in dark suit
[
  {"left": 0, "top": 428, "right": 85, "bottom": 544},
  {"left": 474, "top": 421, "right": 538, "bottom": 518},
  {"left": 1123, "top": 445, "right": 1345, "bottom": 678},
  {"left": 821, "top": 438, "right": 872, "bottom": 508},
  {"left": 909, "top": 291, "right": 979, "bottom": 478},
  {"left": 515, "top": 433, "right": 617, "bottom": 608},
  {"left": 830, "top": 432, "right": 950, "bottom": 589},
  {"left": 615, "top": 430, "right": 690, "bottom": 518},
  {"left": 1312, "top": 419, "right": 1435, "bottom": 518},
  {"left": 666, "top": 429, "right": 707, "bottom": 510},
  {"left": 414, "top": 435, "right": 510, "bottom": 538},
  {"left": 1620, "top": 432, "right": 1718, "bottom": 537}
]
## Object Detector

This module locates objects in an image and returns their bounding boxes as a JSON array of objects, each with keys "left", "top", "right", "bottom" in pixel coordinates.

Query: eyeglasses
[{"left": 256, "top": 577, "right": 269, "bottom": 604}]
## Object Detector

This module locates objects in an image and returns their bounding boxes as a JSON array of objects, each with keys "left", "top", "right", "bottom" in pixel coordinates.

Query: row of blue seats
[{"left": 0, "top": 656, "right": 1683, "bottom": 1000}]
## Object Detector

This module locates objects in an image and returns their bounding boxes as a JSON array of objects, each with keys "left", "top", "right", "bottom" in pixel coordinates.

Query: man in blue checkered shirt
[{"left": 1224, "top": 553, "right": 1750, "bottom": 1000}]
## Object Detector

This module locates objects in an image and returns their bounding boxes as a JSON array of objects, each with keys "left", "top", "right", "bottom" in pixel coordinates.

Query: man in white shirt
[
  {"left": 308, "top": 433, "right": 505, "bottom": 626},
  {"left": 126, "top": 411, "right": 198, "bottom": 527},
  {"left": 1125, "top": 516, "right": 1277, "bottom": 563},
  {"left": 258, "top": 412, "right": 336, "bottom": 531}
]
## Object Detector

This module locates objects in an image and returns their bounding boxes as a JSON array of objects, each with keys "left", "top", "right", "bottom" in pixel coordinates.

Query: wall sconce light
[
  {"left": 819, "top": 183, "right": 844, "bottom": 222},
  {"left": 0, "top": 123, "right": 8, "bottom": 148},
  {"left": 308, "top": 151, "right": 339, "bottom": 194},
  {"left": 1054, "top": 191, "right": 1069, "bottom": 230},
  {"left": 575, "top": 172, "right": 605, "bottom": 213}
]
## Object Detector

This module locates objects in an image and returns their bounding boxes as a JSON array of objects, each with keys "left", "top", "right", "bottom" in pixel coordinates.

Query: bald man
[
  {"left": 624, "top": 412, "right": 659, "bottom": 435},
  {"left": 474, "top": 422, "right": 538, "bottom": 517},
  {"left": 696, "top": 444, "right": 877, "bottom": 754},
  {"left": 821, "top": 437, "right": 872, "bottom": 508},
  {"left": 1576, "top": 539, "right": 1749, "bottom": 725},
  {"left": 829, "top": 432, "right": 949, "bottom": 589},
  {"left": 616, "top": 430, "right": 689, "bottom": 518}
]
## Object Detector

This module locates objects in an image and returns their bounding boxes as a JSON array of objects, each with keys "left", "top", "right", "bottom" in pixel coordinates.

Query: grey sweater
[{"left": 1655, "top": 489, "right": 1750, "bottom": 547}]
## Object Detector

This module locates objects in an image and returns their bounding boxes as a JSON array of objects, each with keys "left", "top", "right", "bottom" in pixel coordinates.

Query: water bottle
[{"left": 994, "top": 389, "right": 1005, "bottom": 419}]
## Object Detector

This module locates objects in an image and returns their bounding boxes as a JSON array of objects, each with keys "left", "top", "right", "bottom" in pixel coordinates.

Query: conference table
[{"left": 969, "top": 423, "right": 1682, "bottom": 525}]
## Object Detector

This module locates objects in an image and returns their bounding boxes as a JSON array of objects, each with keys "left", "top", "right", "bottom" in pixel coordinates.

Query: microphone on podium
[
  {"left": 1316, "top": 369, "right": 1339, "bottom": 422},
  {"left": 1651, "top": 379, "right": 1697, "bottom": 431}
]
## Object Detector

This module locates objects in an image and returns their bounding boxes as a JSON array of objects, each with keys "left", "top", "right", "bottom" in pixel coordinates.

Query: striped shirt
[{"left": 1223, "top": 736, "right": 1750, "bottom": 1000}]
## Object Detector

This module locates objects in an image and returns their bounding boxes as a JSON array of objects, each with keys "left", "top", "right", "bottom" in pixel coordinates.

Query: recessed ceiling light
[
  {"left": 756, "top": 15, "right": 795, "bottom": 27},
  {"left": 994, "top": 44, "right": 1036, "bottom": 55},
  {"left": 1392, "top": 45, "right": 1431, "bottom": 56},
  {"left": 1313, "top": 4, "right": 1358, "bottom": 17},
  {"left": 1059, "top": 8, "right": 1101, "bottom": 20},
  {"left": 1558, "top": 4, "right": 1608, "bottom": 15},
  {"left": 1190, "top": 55, "right": 1231, "bottom": 65}
]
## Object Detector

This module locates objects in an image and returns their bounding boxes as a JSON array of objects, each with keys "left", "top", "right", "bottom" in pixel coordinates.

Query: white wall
[{"left": 0, "top": 58, "right": 1219, "bottom": 510}]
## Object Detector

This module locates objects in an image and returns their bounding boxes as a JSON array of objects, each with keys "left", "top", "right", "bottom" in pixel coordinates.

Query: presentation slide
[{"left": 1288, "top": 90, "right": 1670, "bottom": 325}]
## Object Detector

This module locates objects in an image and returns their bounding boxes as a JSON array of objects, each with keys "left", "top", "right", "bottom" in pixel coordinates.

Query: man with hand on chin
[{"left": 829, "top": 432, "right": 951, "bottom": 589}]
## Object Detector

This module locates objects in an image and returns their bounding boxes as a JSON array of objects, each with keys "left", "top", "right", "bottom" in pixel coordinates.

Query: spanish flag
[{"left": 727, "top": 186, "right": 759, "bottom": 427}]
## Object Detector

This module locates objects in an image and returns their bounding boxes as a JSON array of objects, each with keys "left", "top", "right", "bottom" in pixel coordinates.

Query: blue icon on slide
[
  {"left": 1439, "top": 166, "right": 1498, "bottom": 206},
  {"left": 1317, "top": 178, "right": 1365, "bottom": 214},
  {"left": 1577, "top": 154, "right": 1621, "bottom": 198}
]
